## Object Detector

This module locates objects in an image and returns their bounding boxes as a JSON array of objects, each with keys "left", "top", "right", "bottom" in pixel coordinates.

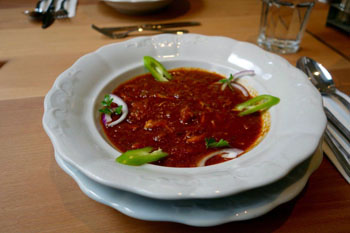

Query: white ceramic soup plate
[{"left": 43, "top": 34, "right": 326, "bottom": 200}]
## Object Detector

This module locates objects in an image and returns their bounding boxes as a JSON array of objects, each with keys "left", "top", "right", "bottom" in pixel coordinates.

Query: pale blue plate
[{"left": 55, "top": 145, "right": 322, "bottom": 227}]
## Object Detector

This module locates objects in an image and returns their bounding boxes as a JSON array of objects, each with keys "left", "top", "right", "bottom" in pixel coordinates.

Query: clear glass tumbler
[{"left": 257, "top": 0, "right": 315, "bottom": 54}]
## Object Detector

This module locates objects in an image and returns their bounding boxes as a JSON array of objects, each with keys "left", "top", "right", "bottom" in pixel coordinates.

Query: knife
[
  {"left": 42, "top": 0, "right": 56, "bottom": 29},
  {"left": 324, "top": 123, "right": 350, "bottom": 178},
  {"left": 92, "top": 21, "right": 201, "bottom": 33},
  {"left": 324, "top": 107, "right": 350, "bottom": 142}
]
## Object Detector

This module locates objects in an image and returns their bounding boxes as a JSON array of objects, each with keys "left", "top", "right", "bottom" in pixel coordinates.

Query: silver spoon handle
[
  {"left": 332, "top": 90, "right": 350, "bottom": 112},
  {"left": 324, "top": 107, "right": 350, "bottom": 142}
]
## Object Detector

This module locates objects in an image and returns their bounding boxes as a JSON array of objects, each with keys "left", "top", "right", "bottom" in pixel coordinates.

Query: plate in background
[{"left": 102, "top": 0, "right": 173, "bottom": 14}]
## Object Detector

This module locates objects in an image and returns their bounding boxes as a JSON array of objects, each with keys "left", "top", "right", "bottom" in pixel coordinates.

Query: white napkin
[
  {"left": 41, "top": 0, "right": 78, "bottom": 18},
  {"left": 322, "top": 90, "right": 350, "bottom": 184},
  {"left": 55, "top": 0, "right": 78, "bottom": 18}
]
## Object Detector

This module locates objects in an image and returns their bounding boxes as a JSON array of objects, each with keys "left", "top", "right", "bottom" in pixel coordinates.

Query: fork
[
  {"left": 115, "top": 28, "right": 189, "bottom": 38},
  {"left": 55, "top": 0, "right": 69, "bottom": 19},
  {"left": 92, "top": 24, "right": 189, "bottom": 39},
  {"left": 24, "top": 0, "right": 47, "bottom": 21}
]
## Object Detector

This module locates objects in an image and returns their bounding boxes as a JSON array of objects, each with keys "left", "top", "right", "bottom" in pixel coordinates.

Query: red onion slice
[
  {"left": 101, "top": 94, "right": 128, "bottom": 128},
  {"left": 102, "top": 113, "right": 112, "bottom": 125},
  {"left": 233, "top": 70, "right": 255, "bottom": 79},
  {"left": 197, "top": 148, "right": 244, "bottom": 167},
  {"left": 232, "top": 83, "right": 249, "bottom": 97},
  {"left": 219, "top": 70, "right": 255, "bottom": 91},
  {"left": 220, "top": 83, "right": 228, "bottom": 91}
]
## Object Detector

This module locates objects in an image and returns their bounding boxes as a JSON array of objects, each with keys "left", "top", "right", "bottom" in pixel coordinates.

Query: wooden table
[{"left": 1, "top": 1, "right": 349, "bottom": 232}]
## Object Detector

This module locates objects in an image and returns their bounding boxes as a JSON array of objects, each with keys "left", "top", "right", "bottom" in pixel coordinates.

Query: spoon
[
  {"left": 296, "top": 56, "right": 350, "bottom": 142},
  {"left": 296, "top": 56, "right": 350, "bottom": 110}
]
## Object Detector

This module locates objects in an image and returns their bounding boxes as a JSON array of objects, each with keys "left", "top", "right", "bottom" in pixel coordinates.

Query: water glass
[{"left": 257, "top": 0, "right": 315, "bottom": 54}]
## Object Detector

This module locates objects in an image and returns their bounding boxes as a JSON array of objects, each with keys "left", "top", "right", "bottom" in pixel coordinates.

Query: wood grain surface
[{"left": 0, "top": 1, "right": 349, "bottom": 232}]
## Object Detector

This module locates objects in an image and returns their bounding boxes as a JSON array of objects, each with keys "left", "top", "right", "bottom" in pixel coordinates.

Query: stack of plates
[{"left": 43, "top": 34, "right": 326, "bottom": 226}]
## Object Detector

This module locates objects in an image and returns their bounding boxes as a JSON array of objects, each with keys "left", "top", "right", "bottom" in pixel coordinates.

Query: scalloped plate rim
[{"left": 43, "top": 34, "right": 326, "bottom": 200}]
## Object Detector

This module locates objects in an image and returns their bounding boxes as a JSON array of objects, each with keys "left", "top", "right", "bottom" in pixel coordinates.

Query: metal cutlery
[
  {"left": 25, "top": 0, "right": 70, "bottom": 28},
  {"left": 296, "top": 57, "right": 350, "bottom": 178},
  {"left": 94, "top": 21, "right": 201, "bottom": 32},
  {"left": 324, "top": 107, "right": 350, "bottom": 142},
  {"left": 55, "top": 0, "right": 69, "bottom": 19},
  {"left": 296, "top": 56, "right": 350, "bottom": 110},
  {"left": 92, "top": 21, "right": 200, "bottom": 38},
  {"left": 114, "top": 28, "right": 189, "bottom": 39},
  {"left": 24, "top": 0, "right": 47, "bottom": 21},
  {"left": 42, "top": 0, "right": 56, "bottom": 29},
  {"left": 325, "top": 123, "right": 350, "bottom": 177},
  {"left": 296, "top": 57, "right": 350, "bottom": 142},
  {"left": 92, "top": 24, "right": 189, "bottom": 38}
]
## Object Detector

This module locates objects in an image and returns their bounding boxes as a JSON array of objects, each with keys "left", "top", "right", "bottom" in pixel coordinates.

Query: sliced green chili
[
  {"left": 143, "top": 56, "right": 172, "bottom": 82},
  {"left": 116, "top": 147, "right": 168, "bottom": 166},
  {"left": 234, "top": 94, "right": 280, "bottom": 116},
  {"left": 205, "top": 138, "right": 230, "bottom": 149}
]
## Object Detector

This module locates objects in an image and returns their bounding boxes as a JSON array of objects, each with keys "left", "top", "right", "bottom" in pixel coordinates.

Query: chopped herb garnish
[
  {"left": 114, "top": 105, "right": 123, "bottom": 115},
  {"left": 116, "top": 147, "right": 168, "bottom": 166},
  {"left": 205, "top": 138, "right": 230, "bottom": 149},
  {"left": 219, "top": 74, "right": 236, "bottom": 91},
  {"left": 219, "top": 74, "right": 235, "bottom": 84},
  {"left": 99, "top": 94, "right": 114, "bottom": 114},
  {"left": 99, "top": 95, "right": 123, "bottom": 115},
  {"left": 99, "top": 108, "right": 113, "bottom": 115},
  {"left": 234, "top": 94, "right": 280, "bottom": 116},
  {"left": 102, "top": 94, "right": 113, "bottom": 107}
]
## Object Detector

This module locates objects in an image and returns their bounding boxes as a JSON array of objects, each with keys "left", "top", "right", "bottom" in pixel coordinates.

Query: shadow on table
[
  {"left": 137, "top": 189, "right": 306, "bottom": 233},
  {"left": 163, "top": 193, "right": 304, "bottom": 233}
]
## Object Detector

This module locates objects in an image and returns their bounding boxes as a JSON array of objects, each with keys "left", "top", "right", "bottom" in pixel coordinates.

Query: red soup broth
[{"left": 102, "top": 68, "right": 266, "bottom": 167}]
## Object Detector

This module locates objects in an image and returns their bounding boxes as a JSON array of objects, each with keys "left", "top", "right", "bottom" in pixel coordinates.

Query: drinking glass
[{"left": 257, "top": 0, "right": 315, "bottom": 54}]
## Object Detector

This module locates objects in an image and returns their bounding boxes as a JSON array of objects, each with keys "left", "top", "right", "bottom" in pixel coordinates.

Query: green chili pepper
[
  {"left": 116, "top": 147, "right": 168, "bottom": 166},
  {"left": 234, "top": 94, "right": 280, "bottom": 116},
  {"left": 205, "top": 138, "right": 230, "bottom": 149},
  {"left": 143, "top": 56, "right": 172, "bottom": 82}
]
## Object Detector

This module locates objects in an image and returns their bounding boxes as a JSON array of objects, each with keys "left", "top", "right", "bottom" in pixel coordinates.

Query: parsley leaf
[
  {"left": 102, "top": 94, "right": 113, "bottom": 107},
  {"left": 99, "top": 108, "right": 113, "bottom": 114},
  {"left": 99, "top": 95, "right": 118, "bottom": 115},
  {"left": 114, "top": 105, "right": 123, "bottom": 115},
  {"left": 219, "top": 74, "right": 236, "bottom": 91},
  {"left": 228, "top": 74, "right": 235, "bottom": 82},
  {"left": 219, "top": 79, "right": 229, "bottom": 84},
  {"left": 205, "top": 138, "right": 230, "bottom": 149}
]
